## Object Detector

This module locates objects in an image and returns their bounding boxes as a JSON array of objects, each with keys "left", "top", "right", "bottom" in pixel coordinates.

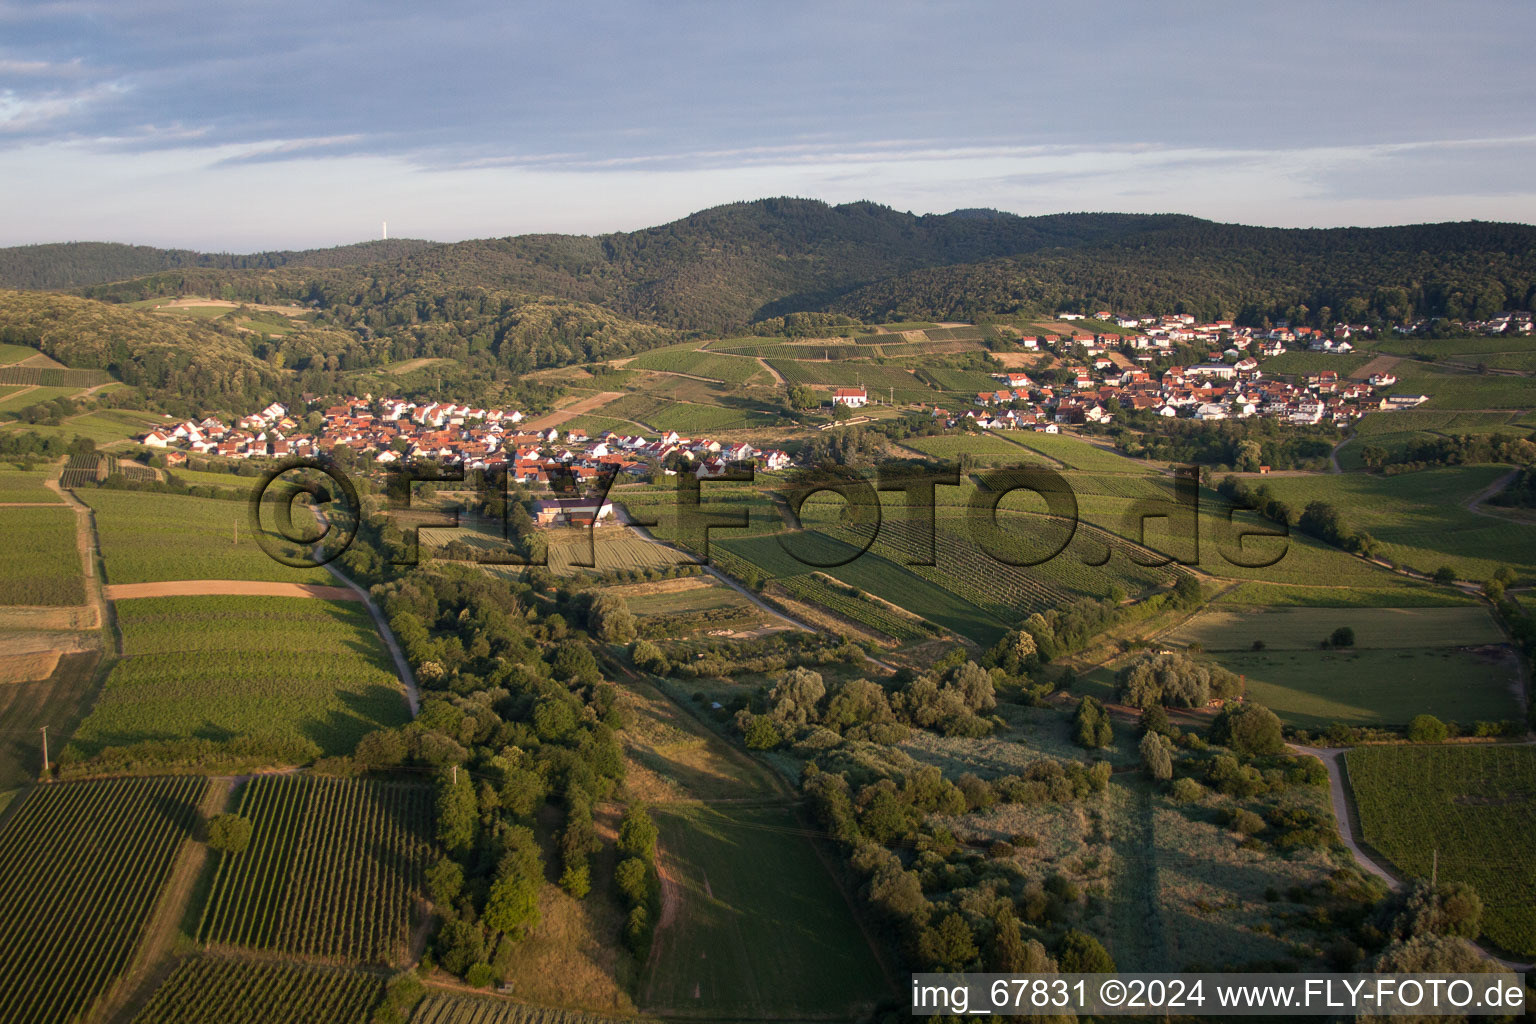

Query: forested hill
[
  {"left": 9, "top": 199, "right": 1536, "bottom": 330},
  {"left": 0, "top": 238, "right": 440, "bottom": 290}
]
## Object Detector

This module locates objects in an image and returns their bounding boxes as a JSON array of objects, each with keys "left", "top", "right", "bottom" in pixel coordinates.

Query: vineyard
[
  {"left": 68, "top": 595, "right": 409, "bottom": 762},
  {"left": 0, "top": 650, "right": 101, "bottom": 789},
  {"left": 0, "top": 507, "right": 85, "bottom": 605},
  {"left": 80, "top": 489, "right": 332, "bottom": 584},
  {"left": 1348, "top": 744, "right": 1536, "bottom": 958},
  {"left": 0, "top": 776, "right": 207, "bottom": 1024},
  {"left": 410, "top": 994, "right": 653, "bottom": 1024},
  {"left": 774, "top": 572, "right": 937, "bottom": 642},
  {"left": 0, "top": 364, "right": 112, "bottom": 388},
  {"left": 198, "top": 775, "right": 433, "bottom": 964},
  {"left": 627, "top": 347, "right": 767, "bottom": 383},
  {"left": 0, "top": 465, "right": 62, "bottom": 502},
  {"left": 132, "top": 957, "right": 384, "bottom": 1024}
]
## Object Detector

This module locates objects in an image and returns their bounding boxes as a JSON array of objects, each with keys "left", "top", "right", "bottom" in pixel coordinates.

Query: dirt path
[
  {"left": 1463, "top": 468, "right": 1519, "bottom": 520},
  {"left": 103, "top": 580, "right": 360, "bottom": 601},
  {"left": 756, "top": 357, "right": 786, "bottom": 385},
  {"left": 97, "top": 777, "right": 236, "bottom": 1024},
  {"left": 42, "top": 473, "right": 105, "bottom": 632},
  {"left": 521, "top": 391, "right": 624, "bottom": 432},
  {"left": 1329, "top": 429, "right": 1354, "bottom": 473}
]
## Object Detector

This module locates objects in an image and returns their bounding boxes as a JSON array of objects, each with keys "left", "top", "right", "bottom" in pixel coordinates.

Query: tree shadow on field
[{"left": 148, "top": 788, "right": 202, "bottom": 841}]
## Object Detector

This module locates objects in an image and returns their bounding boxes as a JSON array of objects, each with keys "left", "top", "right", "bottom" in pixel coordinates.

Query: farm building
[
  {"left": 831, "top": 387, "right": 868, "bottom": 408},
  {"left": 531, "top": 497, "right": 615, "bottom": 527}
]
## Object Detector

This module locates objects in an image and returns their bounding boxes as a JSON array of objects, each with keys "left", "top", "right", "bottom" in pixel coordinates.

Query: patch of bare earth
[{"left": 1350, "top": 354, "right": 1403, "bottom": 381}]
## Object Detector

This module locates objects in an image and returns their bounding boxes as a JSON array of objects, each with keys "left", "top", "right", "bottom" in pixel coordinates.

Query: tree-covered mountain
[
  {"left": 0, "top": 239, "right": 440, "bottom": 290},
  {"left": 6, "top": 198, "right": 1536, "bottom": 348}
]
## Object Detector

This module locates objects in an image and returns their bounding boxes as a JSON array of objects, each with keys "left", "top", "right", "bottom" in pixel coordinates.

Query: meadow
[
  {"left": 0, "top": 342, "right": 37, "bottom": 364},
  {"left": 1164, "top": 605, "right": 1503, "bottom": 650},
  {"left": 67, "top": 595, "right": 409, "bottom": 761},
  {"left": 0, "top": 384, "right": 87, "bottom": 414},
  {"left": 899, "top": 432, "right": 1053, "bottom": 464},
  {"left": 16, "top": 407, "right": 168, "bottom": 445},
  {"left": 81, "top": 489, "right": 333, "bottom": 584},
  {"left": 643, "top": 804, "right": 889, "bottom": 1019},
  {"left": 995, "top": 431, "right": 1157, "bottom": 472},
  {"left": 626, "top": 346, "right": 767, "bottom": 384},
  {"left": 1204, "top": 647, "right": 1519, "bottom": 730},
  {"left": 0, "top": 776, "right": 207, "bottom": 1024},
  {"left": 1348, "top": 744, "right": 1536, "bottom": 958},
  {"left": 1254, "top": 466, "right": 1536, "bottom": 581},
  {"left": 132, "top": 958, "right": 384, "bottom": 1024},
  {"left": 199, "top": 775, "right": 432, "bottom": 964},
  {"left": 0, "top": 507, "right": 85, "bottom": 605}
]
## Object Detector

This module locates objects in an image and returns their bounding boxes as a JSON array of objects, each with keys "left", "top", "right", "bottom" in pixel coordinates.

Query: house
[
  {"left": 831, "top": 387, "right": 868, "bottom": 408},
  {"left": 1186, "top": 363, "right": 1237, "bottom": 380},
  {"left": 1385, "top": 394, "right": 1430, "bottom": 408},
  {"left": 531, "top": 497, "right": 615, "bottom": 526}
]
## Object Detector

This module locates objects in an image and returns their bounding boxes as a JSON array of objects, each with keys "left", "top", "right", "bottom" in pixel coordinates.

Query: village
[{"left": 132, "top": 311, "right": 1457, "bottom": 487}]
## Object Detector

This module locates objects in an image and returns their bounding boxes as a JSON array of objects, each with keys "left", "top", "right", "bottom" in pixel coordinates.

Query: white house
[{"left": 832, "top": 387, "right": 868, "bottom": 408}]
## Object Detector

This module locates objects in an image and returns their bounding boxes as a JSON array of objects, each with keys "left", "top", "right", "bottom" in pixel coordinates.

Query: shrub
[
  {"left": 1329, "top": 626, "right": 1356, "bottom": 648},
  {"left": 206, "top": 813, "right": 253, "bottom": 854},
  {"left": 1170, "top": 777, "right": 1204, "bottom": 803},
  {"left": 1407, "top": 714, "right": 1449, "bottom": 744},
  {"left": 464, "top": 963, "right": 495, "bottom": 988},
  {"left": 1210, "top": 702, "right": 1285, "bottom": 755}
]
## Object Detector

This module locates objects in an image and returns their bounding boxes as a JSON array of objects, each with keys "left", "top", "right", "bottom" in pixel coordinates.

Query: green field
[
  {"left": 0, "top": 651, "right": 102, "bottom": 789},
  {"left": 1212, "top": 580, "right": 1475, "bottom": 608},
  {"left": 0, "top": 507, "right": 85, "bottom": 605},
  {"left": 0, "top": 776, "right": 206, "bottom": 1024},
  {"left": 1205, "top": 647, "right": 1520, "bottom": 730},
  {"left": 0, "top": 464, "right": 61, "bottom": 502},
  {"left": 199, "top": 775, "right": 431, "bottom": 964},
  {"left": 0, "top": 385, "right": 86, "bottom": 413},
  {"left": 16, "top": 408, "right": 167, "bottom": 445},
  {"left": 132, "top": 957, "right": 384, "bottom": 1024},
  {"left": 67, "top": 595, "right": 409, "bottom": 762},
  {"left": 1349, "top": 744, "right": 1536, "bottom": 958},
  {"left": 1254, "top": 466, "right": 1536, "bottom": 581},
  {"left": 0, "top": 343, "right": 37, "bottom": 364},
  {"left": 628, "top": 345, "right": 767, "bottom": 384},
  {"left": 81, "top": 489, "right": 332, "bottom": 584},
  {"left": 643, "top": 804, "right": 889, "bottom": 1018},
  {"left": 900, "top": 432, "right": 1055, "bottom": 464},
  {"left": 996, "top": 431, "right": 1155, "bottom": 472},
  {"left": 1257, "top": 351, "right": 1372, "bottom": 376},
  {"left": 1165, "top": 605, "right": 1503, "bottom": 650}
]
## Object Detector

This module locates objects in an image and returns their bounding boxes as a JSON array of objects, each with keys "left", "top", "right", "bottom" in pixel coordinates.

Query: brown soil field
[{"left": 103, "top": 580, "right": 360, "bottom": 600}]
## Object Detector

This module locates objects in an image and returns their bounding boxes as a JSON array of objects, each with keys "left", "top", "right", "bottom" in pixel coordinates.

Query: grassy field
[
  {"left": 81, "top": 489, "right": 332, "bottom": 584},
  {"left": 199, "top": 775, "right": 431, "bottom": 964},
  {"left": 1164, "top": 605, "right": 1504, "bottom": 650},
  {"left": 900, "top": 432, "right": 1055, "bottom": 464},
  {"left": 996, "top": 431, "right": 1156, "bottom": 472},
  {"left": 0, "top": 343, "right": 37, "bottom": 364},
  {"left": 643, "top": 804, "right": 889, "bottom": 1018},
  {"left": 1212, "top": 580, "right": 1475, "bottom": 607},
  {"left": 0, "top": 385, "right": 87, "bottom": 413},
  {"left": 1348, "top": 744, "right": 1536, "bottom": 958},
  {"left": 15, "top": 407, "right": 167, "bottom": 445},
  {"left": 0, "top": 776, "right": 206, "bottom": 1024},
  {"left": 0, "top": 507, "right": 85, "bottom": 605},
  {"left": 132, "top": 958, "right": 384, "bottom": 1024},
  {"left": 0, "top": 463, "right": 62, "bottom": 502},
  {"left": 67, "top": 595, "right": 409, "bottom": 761},
  {"left": 1205, "top": 647, "right": 1520, "bottom": 729},
  {"left": 1258, "top": 351, "right": 1372, "bottom": 376},
  {"left": 1254, "top": 466, "right": 1536, "bottom": 581},
  {"left": 627, "top": 347, "right": 767, "bottom": 384},
  {"left": 0, "top": 651, "right": 101, "bottom": 789}
]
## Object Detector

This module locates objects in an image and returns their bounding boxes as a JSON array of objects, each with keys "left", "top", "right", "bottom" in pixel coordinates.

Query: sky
[{"left": 2, "top": 0, "right": 1535, "bottom": 250}]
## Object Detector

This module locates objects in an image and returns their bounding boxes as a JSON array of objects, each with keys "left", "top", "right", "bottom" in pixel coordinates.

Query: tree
[
  {"left": 1116, "top": 650, "right": 1242, "bottom": 708},
  {"left": 588, "top": 592, "right": 637, "bottom": 644},
  {"left": 742, "top": 714, "right": 782, "bottom": 750},
  {"left": 1329, "top": 625, "right": 1356, "bottom": 648},
  {"left": 484, "top": 827, "right": 543, "bottom": 937},
  {"left": 920, "top": 911, "right": 978, "bottom": 972},
  {"left": 1073, "top": 696, "right": 1113, "bottom": 749},
  {"left": 787, "top": 384, "right": 818, "bottom": 410},
  {"left": 434, "top": 768, "right": 477, "bottom": 856},
  {"left": 1433, "top": 566, "right": 1458, "bottom": 585},
  {"left": 1210, "top": 702, "right": 1284, "bottom": 755},
  {"left": 1058, "top": 929, "right": 1116, "bottom": 972},
  {"left": 206, "top": 813, "right": 252, "bottom": 854},
  {"left": 1139, "top": 731, "right": 1173, "bottom": 781},
  {"left": 1407, "top": 714, "right": 1449, "bottom": 744},
  {"left": 616, "top": 805, "right": 659, "bottom": 864}
]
